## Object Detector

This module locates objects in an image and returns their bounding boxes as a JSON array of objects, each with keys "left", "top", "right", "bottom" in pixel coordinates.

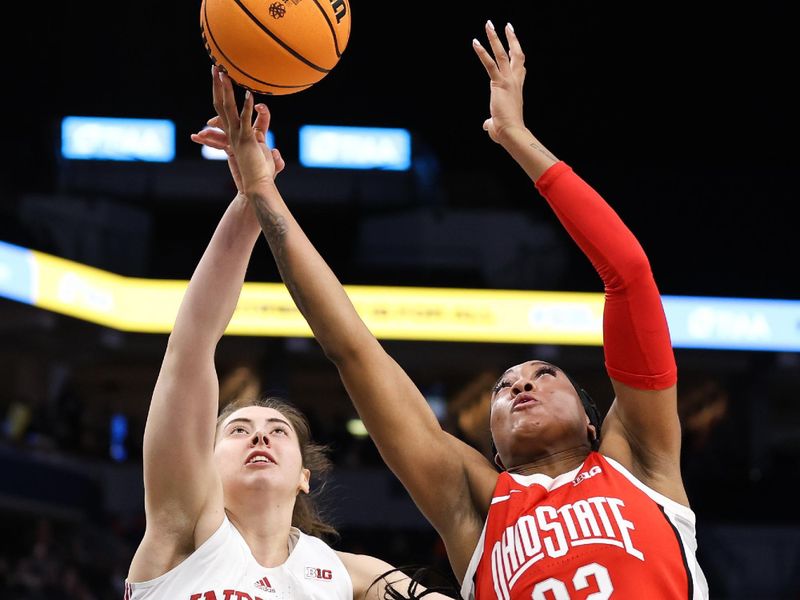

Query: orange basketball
[{"left": 200, "top": 0, "right": 351, "bottom": 95}]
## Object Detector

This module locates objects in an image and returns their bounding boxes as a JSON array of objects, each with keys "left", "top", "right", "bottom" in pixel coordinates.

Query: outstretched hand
[
  {"left": 472, "top": 21, "right": 527, "bottom": 144},
  {"left": 190, "top": 66, "right": 285, "bottom": 193}
]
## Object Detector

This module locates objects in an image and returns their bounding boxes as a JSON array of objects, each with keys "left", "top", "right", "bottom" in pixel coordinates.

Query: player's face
[
  {"left": 215, "top": 406, "right": 310, "bottom": 499},
  {"left": 489, "top": 361, "right": 590, "bottom": 468}
]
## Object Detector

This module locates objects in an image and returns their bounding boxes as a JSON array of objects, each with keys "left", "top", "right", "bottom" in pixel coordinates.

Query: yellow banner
[{"left": 29, "top": 250, "right": 604, "bottom": 344}]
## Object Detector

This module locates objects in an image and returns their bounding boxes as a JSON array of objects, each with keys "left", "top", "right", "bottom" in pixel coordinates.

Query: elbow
[
  {"left": 320, "top": 342, "right": 346, "bottom": 365},
  {"left": 321, "top": 333, "right": 379, "bottom": 367},
  {"left": 603, "top": 251, "right": 655, "bottom": 292},
  {"left": 621, "top": 253, "right": 654, "bottom": 283},
  {"left": 164, "top": 329, "right": 217, "bottom": 359}
]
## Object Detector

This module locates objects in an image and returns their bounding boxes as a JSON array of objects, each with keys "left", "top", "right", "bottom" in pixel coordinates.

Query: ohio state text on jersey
[{"left": 461, "top": 452, "right": 708, "bottom": 599}]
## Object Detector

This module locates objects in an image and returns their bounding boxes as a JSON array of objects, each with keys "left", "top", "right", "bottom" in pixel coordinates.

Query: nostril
[{"left": 524, "top": 382, "right": 533, "bottom": 391}]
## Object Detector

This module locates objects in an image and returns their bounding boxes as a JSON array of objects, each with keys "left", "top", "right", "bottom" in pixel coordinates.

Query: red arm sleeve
[{"left": 534, "top": 161, "right": 677, "bottom": 390}]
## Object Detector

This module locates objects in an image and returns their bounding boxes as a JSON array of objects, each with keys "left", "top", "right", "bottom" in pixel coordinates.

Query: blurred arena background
[{"left": 1, "top": 1, "right": 798, "bottom": 598}]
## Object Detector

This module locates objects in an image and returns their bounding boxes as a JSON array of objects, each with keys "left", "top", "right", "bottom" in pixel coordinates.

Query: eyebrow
[
  {"left": 492, "top": 361, "right": 558, "bottom": 392},
  {"left": 492, "top": 368, "right": 515, "bottom": 394},
  {"left": 223, "top": 417, "right": 293, "bottom": 431}
]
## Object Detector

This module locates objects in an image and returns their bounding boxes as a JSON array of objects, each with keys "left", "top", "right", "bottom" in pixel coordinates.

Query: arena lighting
[
  {"left": 346, "top": 419, "right": 369, "bottom": 438},
  {"left": 0, "top": 241, "right": 34, "bottom": 304},
  {"left": 1, "top": 240, "right": 799, "bottom": 351},
  {"left": 110, "top": 413, "right": 129, "bottom": 462},
  {"left": 61, "top": 116, "right": 176, "bottom": 162},
  {"left": 299, "top": 125, "right": 411, "bottom": 170},
  {"left": 201, "top": 127, "right": 275, "bottom": 160}
]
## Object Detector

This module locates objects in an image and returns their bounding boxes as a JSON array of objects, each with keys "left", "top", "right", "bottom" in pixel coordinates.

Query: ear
[
  {"left": 494, "top": 452, "right": 506, "bottom": 470},
  {"left": 298, "top": 468, "right": 310, "bottom": 495},
  {"left": 587, "top": 417, "right": 598, "bottom": 446}
]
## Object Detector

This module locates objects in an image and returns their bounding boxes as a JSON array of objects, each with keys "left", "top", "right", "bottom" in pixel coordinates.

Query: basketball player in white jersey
[
  {"left": 124, "top": 65, "right": 453, "bottom": 600},
  {"left": 211, "top": 21, "right": 709, "bottom": 600}
]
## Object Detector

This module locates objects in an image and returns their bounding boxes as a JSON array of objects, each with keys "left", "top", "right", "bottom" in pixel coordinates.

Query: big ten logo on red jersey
[
  {"left": 573, "top": 465, "right": 602, "bottom": 486},
  {"left": 304, "top": 567, "right": 333, "bottom": 580}
]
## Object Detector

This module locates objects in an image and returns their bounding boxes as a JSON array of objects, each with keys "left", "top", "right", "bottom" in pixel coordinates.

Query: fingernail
[
  {"left": 211, "top": 64, "right": 215, "bottom": 76},
  {"left": 245, "top": 90, "right": 251, "bottom": 99},
  {"left": 507, "top": 22, "right": 514, "bottom": 33},
  {"left": 218, "top": 71, "right": 225, "bottom": 83},
  {"left": 472, "top": 38, "right": 482, "bottom": 47},
  {"left": 487, "top": 20, "right": 495, "bottom": 30}
]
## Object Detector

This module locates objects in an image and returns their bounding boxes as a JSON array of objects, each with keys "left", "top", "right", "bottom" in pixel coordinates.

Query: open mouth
[
  {"left": 512, "top": 393, "right": 540, "bottom": 411},
  {"left": 245, "top": 451, "right": 277, "bottom": 466}
]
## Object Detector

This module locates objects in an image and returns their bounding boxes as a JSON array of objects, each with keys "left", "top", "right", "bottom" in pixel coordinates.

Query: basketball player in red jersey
[{"left": 217, "top": 20, "right": 709, "bottom": 599}]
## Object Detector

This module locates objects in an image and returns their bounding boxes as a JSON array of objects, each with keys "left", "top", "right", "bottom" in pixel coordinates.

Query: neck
[
  {"left": 225, "top": 493, "right": 296, "bottom": 567},
  {"left": 507, "top": 446, "right": 591, "bottom": 478}
]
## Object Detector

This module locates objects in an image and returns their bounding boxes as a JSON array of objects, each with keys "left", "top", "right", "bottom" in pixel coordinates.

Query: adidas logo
[{"left": 254, "top": 576, "right": 275, "bottom": 593}]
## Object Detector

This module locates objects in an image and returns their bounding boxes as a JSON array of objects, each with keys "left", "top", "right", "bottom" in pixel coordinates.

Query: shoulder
[{"left": 293, "top": 530, "right": 348, "bottom": 565}]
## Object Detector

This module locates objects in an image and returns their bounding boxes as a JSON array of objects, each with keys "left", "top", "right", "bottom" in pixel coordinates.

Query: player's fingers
[
  {"left": 192, "top": 128, "right": 229, "bottom": 149},
  {"left": 218, "top": 70, "right": 240, "bottom": 134},
  {"left": 272, "top": 148, "right": 285, "bottom": 175},
  {"left": 473, "top": 38, "right": 500, "bottom": 80},
  {"left": 253, "top": 103, "right": 271, "bottom": 145},
  {"left": 190, "top": 131, "right": 221, "bottom": 149},
  {"left": 485, "top": 20, "right": 510, "bottom": 70},
  {"left": 190, "top": 132, "right": 228, "bottom": 152},
  {"left": 240, "top": 89, "right": 255, "bottom": 135},
  {"left": 206, "top": 115, "right": 223, "bottom": 128},
  {"left": 211, "top": 66, "right": 227, "bottom": 128},
  {"left": 505, "top": 23, "right": 526, "bottom": 75}
]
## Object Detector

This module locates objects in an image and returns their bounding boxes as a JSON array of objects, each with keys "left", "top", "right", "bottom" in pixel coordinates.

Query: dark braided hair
[
  {"left": 370, "top": 566, "right": 460, "bottom": 599},
  {"left": 561, "top": 369, "right": 603, "bottom": 451}
]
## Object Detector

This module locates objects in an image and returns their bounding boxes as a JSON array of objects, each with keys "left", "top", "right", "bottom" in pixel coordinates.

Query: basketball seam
[
  {"left": 231, "top": 0, "right": 330, "bottom": 74},
  {"left": 202, "top": 2, "right": 315, "bottom": 92},
  {"left": 310, "top": 0, "right": 343, "bottom": 58}
]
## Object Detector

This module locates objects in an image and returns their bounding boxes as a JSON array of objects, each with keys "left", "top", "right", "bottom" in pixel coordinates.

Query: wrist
[
  {"left": 230, "top": 192, "right": 260, "bottom": 225},
  {"left": 495, "top": 125, "right": 533, "bottom": 149},
  {"left": 242, "top": 177, "right": 278, "bottom": 199}
]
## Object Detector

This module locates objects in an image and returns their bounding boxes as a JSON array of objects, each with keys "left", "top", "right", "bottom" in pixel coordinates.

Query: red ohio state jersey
[{"left": 461, "top": 452, "right": 708, "bottom": 599}]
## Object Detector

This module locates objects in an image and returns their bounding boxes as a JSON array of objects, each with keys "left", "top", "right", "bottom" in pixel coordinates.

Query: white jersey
[{"left": 124, "top": 517, "right": 352, "bottom": 600}]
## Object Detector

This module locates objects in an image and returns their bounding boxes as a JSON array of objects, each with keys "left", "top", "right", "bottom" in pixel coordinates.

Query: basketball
[{"left": 200, "top": 0, "right": 351, "bottom": 95}]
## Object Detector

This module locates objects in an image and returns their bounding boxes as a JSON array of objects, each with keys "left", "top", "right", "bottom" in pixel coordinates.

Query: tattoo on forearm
[
  {"left": 529, "top": 141, "right": 558, "bottom": 162},
  {"left": 252, "top": 194, "right": 288, "bottom": 244},
  {"left": 251, "top": 193, "right": 308, "bottom": 315}
]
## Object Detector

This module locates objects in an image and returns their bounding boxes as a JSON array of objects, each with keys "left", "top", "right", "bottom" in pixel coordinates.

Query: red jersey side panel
[{"left": 462, "top": 452, "right": 708, "bottom": 599}]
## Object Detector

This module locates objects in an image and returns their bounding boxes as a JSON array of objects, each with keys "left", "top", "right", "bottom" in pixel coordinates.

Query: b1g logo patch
[{"left": 305, "top": 567, "right": 333, "bottom": 581}]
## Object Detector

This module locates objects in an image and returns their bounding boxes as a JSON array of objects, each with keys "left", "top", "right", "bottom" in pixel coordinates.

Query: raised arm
[
  {"left": 214, "top": 70, "right": 495, "bottom": 578},
  {"left": 128, "top": 69, "right": 283, "bottom": 581},
  {"left": 475, "top": 22, "right": 685, "bottom": 503}
]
